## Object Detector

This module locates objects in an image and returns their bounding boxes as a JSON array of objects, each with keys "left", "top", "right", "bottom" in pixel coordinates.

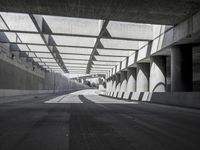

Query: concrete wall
[
  {"left": 0, "top": 58, "right": 45, "bottom": 90},
  {"left": 44, "top": 72, "right": 87, "bottom": 91},
  {"left": 164, "top": 47, "right": 200, "bottom": 92},
  {"left": 103, "top": 11, "right": 200, "bottom": 108},
  {"left": 193, "top": 46, "right": 200, "bottom": 91},
  {"left": 0, "top": 44, "right": 87, "bottom": 97},
  {"left": 102, "top": 91, "right": 200, "bottom": 109}
]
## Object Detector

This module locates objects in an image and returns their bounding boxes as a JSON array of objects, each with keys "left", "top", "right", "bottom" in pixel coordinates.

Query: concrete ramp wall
[
  {"left": 102, "top": 91, "right": 200, "bottom": 109},
  {"left": 0, "top": 49, "right": 88, "bottom": 97},
  {"left": 0, "top": 72, "right": 87, "bottom": 97}
]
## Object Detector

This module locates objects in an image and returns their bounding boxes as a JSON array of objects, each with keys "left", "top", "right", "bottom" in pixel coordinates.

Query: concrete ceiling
[
  {"left": 0, "top": 12, "right": 156, "bottom": 74},
  {"left": 0, "top": 0, "right": 200, "bottom": 25}
]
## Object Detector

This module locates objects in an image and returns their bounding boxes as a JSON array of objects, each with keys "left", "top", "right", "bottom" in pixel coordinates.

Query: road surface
[{"left": 0, "top": 89, "right": 200, "bottom": 150}]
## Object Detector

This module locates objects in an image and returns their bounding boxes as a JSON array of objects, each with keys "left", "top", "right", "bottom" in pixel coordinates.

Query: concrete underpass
[{"left": 0, "top": 0, "right": 200, "bottom": 150}]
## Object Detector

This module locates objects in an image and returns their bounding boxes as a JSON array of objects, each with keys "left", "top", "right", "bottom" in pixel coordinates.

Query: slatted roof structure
[{"left": 0, "top": 12, "right": 154, "bottom": 75}]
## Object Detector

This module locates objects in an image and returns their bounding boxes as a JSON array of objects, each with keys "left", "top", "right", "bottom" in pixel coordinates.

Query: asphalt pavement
[{"left": 0, "top": 89, "right": 200, "bottom": 150}]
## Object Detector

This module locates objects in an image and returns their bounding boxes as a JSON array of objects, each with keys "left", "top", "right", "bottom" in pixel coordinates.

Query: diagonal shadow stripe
[{"left": 78, "top": 95, "right": 95, "bottom": 104}]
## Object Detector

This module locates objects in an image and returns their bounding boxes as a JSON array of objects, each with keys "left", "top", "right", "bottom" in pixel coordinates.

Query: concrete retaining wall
[
  {"left": 0, "top": 46, "right": 88, "bottom": 97},
  {"left": 0, "top": 55, "right": 45, "bottom": 90},
  {"left": 0, "top": 88, "right": 85, "bottom": 97},
  {"left": 102, "top": 91, "right": 200, "bottom": 108}
]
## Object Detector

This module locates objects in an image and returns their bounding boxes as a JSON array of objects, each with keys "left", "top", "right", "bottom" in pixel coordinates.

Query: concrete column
[
  {"left": 115, "top": 74, "right": 121, "bottom": 92},
  {"left": 150, "top": 56, "right": 166, "bottom": 92},
  {"left": 108, "top": 79, "right": 111, "bottom": 91},
  {"left": 106, "top": 79, "right": 109, "bottom": 91},
  {"left": 120, "top": 71, "right": 127, "bottom": 92},
  {"left": 110, "top": 78, "right": 113, "bottom": 92},
  {"left": 107, "top": 78, "right": 113, "bottom": 92},
  {"left": 81, "top": 79, "right": 84, "bottom": 84},
  {"left": 136, "top": 63, "right": 150, "bottom": 92},
  {"left": 171, "top": 45, "right": 192, "bottom": 91},
  {"left": 127, "top": 68, "right": 136, "bottom": 92},
  {"left": 112, "top": 76, "right": 116, "bottom": 92}
]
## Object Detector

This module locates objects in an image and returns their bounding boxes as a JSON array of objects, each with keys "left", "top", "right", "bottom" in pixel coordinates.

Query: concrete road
[{"left": 0, "top": 89, "right": 200, "bottom": 150}]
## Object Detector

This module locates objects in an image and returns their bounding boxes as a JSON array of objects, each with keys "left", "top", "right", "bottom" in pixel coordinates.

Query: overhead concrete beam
[
  {"left": 29, "top": 14, "right": 68, "bottom": 73},
  {"left": 1, "top": 41, "right": 139, "bottom": 52},
  {"left": 86, "top": 20, "right": 109, "bottom": 74},
  {"left": 106, "top": 21, "right": 153, "bottom": 41},
  {"left": 0, "top": 29, "right": 153, "bottom": 42}
]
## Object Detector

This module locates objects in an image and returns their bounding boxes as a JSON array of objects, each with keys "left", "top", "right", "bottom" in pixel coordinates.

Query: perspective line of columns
[{"left": 106, "top": 45, "right": 193, "bottom": 93}]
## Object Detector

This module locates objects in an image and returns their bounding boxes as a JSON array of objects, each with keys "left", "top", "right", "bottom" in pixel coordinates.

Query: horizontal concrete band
[
  {"left": 102, "top": 92, "right": 200, "bottom": 109},
  {"left": 0, "top": 88, "right": 85, "bottom": 97}
]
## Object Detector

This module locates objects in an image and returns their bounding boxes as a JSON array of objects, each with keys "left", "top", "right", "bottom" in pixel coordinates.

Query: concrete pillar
[
  {"left": 112, "top": 76, "right": 116, "bottom": 92},
  {"left": 166, "top": 56, "right": 171, "bottom": 92},
  {"left": 106, "top": 79, "right": 109, "bottom": 91},
  {"left": 120, "top": 71, "right": 127, "bottom": 92},
  {"left": 81, "top": 79, "right": 84, "bottom": 84},
  {"left": 127, "top": 68, "right": 136, "bottom": 92},
  {"left": 171, "top": 45, "right": 192, "bottom": 91},
  {"left": 108, "top": 79, "right": 111, "bottom": 91},
  {"left": 150, "top": 56, "right": 166, "bottom": 92},
  {"left": 136, "top": 63, "right": 150, "bottom": 92},
  {"left": 115, "top": 74, "right": 121, "bottom": 92},
  {"left": 106, "top": 78, "right": 113, "bottom": 92},
  {"left": 109, "top": 78, "right": 113, "bottom": 92}
]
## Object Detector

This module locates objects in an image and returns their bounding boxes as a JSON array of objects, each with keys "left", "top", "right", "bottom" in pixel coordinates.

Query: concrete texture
[
  {"left": 111, "top": 76, "right": 116, "bottom": 93},
  {"left": 171, "top": 45, "right": 193, "bottom": 91},
  {"left": 0, "top": 0, "right": 200, "bottom": 25},
  {"left": 107, "top": 11, "right": 200, "bottom": 79},
  {"left": 1, "top": 90, "right": 200, "bottom": 150},
  {"left": 127, "top": 68, "right": 136, "bottom": 92},
  {"left": 109, "top": 79, "right": 113, "bottom": 92},
  {"left": 115, "top": 74, "right": 121, "bottom": 92},
  {"left": 106, "top": 78, "right": 113, "bottom": 93},
  {"left": 44, "top": 72, "right": 85, "bottom": 91},
  {"left": 0, "top": 58, "right": 45, "bottom": 90},
  {"left": 120, "top": 71, "right": 127, "bottom": 92},
  {"left": 150, "top": 92, "right": 200, "bottom": 108},
  {"left": 150, "top": 56, "right": 166, "bottom": 92},
  {"left": 103, "top": 91, "right": 200, "bottom": 108},
  {"left": 136, "top": 63, "right": 150, "bottom": 92},
  {"left": 193, "top": 46, "right": 200, "bottom": 91},
  {"left": 0, "top": 52, "right": 87, "bottom": 97}
]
